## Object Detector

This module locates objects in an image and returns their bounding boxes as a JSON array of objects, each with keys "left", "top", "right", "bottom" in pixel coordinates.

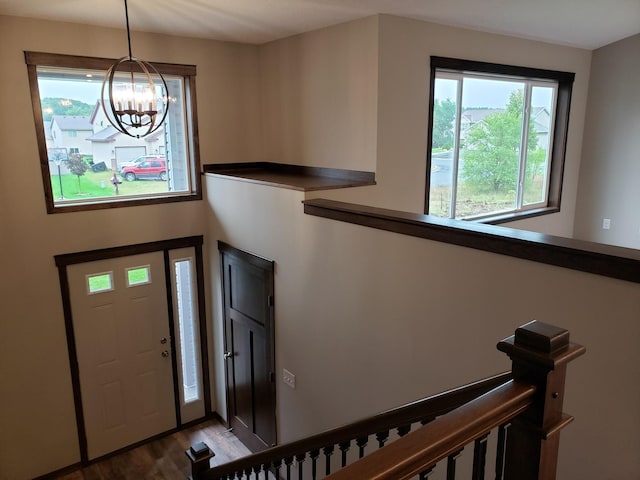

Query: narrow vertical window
[{"left": 174, "top": 258, "right": 200, "bottom": 404}]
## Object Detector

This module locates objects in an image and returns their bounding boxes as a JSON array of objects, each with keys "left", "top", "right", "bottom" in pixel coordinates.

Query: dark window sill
[
  {"left": 303, "top": 198, "right": 640, "bottom": 284},
  {"left": 467, "top": 206, "right": 560, "bottom": 225}
]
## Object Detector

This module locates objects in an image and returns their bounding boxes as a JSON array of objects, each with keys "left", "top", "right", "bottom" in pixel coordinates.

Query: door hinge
[{"left": 268, "top": 295, "right": 274, "bottom": 307}]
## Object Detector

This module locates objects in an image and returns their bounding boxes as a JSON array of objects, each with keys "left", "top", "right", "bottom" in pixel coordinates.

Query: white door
[{"left": 68, "top": 252, "right": 176, "bottom": 460}]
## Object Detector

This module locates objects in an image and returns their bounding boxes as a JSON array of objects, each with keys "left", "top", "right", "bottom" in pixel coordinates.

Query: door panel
[
  {"left": 68, "top": 252, "right": 176, "bottom": 460},
  {"left": 220, "top": 242, "right": 276, "bottom": 452}
]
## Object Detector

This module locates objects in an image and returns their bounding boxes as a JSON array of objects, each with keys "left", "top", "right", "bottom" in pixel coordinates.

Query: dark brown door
[{"left": 219, "top": 241, "right": 276, "bottom": 452}]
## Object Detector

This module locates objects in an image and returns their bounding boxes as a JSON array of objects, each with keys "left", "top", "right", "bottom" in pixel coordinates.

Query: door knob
[
  {"left": 223, "top": 351, "right": 233, "bottom": 360},
  {"left": 161, "top": 350, "right": 170, "bottom": 358}
]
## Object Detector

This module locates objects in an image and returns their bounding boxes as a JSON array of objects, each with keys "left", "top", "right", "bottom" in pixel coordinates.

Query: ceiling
[{"left": 0, "top": 0, "right": 638, "bottom": 50}]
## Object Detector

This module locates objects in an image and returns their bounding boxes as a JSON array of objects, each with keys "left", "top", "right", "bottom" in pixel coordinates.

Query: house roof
[
  {"left": 51, "top": 115, "right": 92, "bottom": 131},
  {"left": 85, "top": 126, "right": 119, "bottom": 142},
  {"left": 461, "top": 109, "right": 503, "bottom": 124}
]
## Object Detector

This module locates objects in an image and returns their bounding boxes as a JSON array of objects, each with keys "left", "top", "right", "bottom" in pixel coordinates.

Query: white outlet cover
[{"left": 282, "top": 368, "right": 296, "bottom": 389}]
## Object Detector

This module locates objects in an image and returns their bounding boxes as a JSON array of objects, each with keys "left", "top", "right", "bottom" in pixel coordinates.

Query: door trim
[{"left": 55, "top": 235, "right": 209, "bottom": 464}]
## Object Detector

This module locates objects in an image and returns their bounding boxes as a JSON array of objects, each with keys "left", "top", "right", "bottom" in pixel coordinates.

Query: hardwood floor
[{"left": 52, "top": 418, "right": 252, "bottom": 480}]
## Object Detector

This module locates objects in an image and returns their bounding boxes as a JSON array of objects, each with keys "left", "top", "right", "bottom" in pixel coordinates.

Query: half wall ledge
[
  {"left": 203, "top": 162, "right": 375, "bottom": 191},
  {"left": 303, "top": 198, "right": 640, "bottom": 284}
]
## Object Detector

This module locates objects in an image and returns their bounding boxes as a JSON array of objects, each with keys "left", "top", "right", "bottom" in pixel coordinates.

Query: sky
[
  {"left": 435, "top": 77, "right": 554, "bottom": 109},
  {"left": 38, "top": 78, "right": 102, "bottom": 105}
]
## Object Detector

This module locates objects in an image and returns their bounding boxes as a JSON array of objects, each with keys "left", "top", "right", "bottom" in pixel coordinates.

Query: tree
[
  {"left": 67, "top": 153, "right": 88, "bottom": 193},
  {"left": 41, "top": 98, "right": 93, "bottom": 121},
  {"left": 461, "top": 90, "right": 539, "bottom": 193},
  {"left": 432, "top": 98, "right": 456, "bottom": 150}
]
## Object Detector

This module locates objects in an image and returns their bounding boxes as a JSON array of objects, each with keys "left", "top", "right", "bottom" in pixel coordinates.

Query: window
[
  {"left": 426, "top": 57, "right": 574, "bottom": 223},
  {"left": 126, "top": 265, "right": 151, "bottom": 287},
  {"left": 86, "top": 272, "right": 113, "bottom": 294},
  {"left": 25, "top": 52, "right": 202, "bottom": 213}
]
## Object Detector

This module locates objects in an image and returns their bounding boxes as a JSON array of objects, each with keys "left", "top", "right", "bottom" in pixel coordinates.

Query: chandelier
[{"left": 101, "top": 0, "right": 169, "bottom": 138}]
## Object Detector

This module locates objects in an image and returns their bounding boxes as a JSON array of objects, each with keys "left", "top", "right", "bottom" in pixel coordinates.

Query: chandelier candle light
[{"left": 101, "top": 0, "right": 169, "bottom": 138}]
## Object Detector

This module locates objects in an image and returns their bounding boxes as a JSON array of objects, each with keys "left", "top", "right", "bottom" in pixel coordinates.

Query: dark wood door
[{"left": 219, "top": 241, "right": 276, "bottom": 452}]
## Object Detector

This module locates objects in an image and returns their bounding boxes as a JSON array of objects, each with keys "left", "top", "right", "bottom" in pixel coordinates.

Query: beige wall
[
  {"left": 207, "top": 173, "right": 640, "bottom": 480},
  {"left": 207, "top": 14, "right": 635, "bottom": 480},
  {"left": 0, "top": 15, "right": 261, "bottom": 479},
  {"left": 1, "top": 10, "right": 635, "bottom": 480},
  {"left": 574, "top": 34, "right": 640, "bottom": 248},
  {"left": 259, "top": 16, "right": 379, "bottom": 172},
  {"left": 272, "top": 15, "right": 591, "bottom": 242}
]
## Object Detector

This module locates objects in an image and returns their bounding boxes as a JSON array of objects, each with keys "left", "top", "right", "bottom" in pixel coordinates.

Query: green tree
[
  {"left": 462, "top": 90, "right": 539, "bottom": 193},
  {"left": 432, "top": 98, "right": 456, "bottom": 150},
  {"left": 67, "top": 153, "right": 89, "bottom": 193},
  {"left": 41, "top": 98, "right": 93, "bottom": 122}
]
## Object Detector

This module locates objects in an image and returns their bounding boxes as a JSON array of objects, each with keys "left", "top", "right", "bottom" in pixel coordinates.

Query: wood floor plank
[{"left": 51, "top": 419, "right": 251, "bottom": 480}]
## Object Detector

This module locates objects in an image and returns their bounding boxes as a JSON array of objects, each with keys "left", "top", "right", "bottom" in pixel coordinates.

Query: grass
[
  {"left": 429, "top": 178, "right": 545, "bottom": 218},
  {"left": 51, "top": 169, "right": 168, "bottom": 201}
]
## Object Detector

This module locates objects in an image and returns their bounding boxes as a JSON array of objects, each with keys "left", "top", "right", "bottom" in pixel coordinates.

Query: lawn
[{"left": 51, "top": 169, "right": 168, "bottom": 201}]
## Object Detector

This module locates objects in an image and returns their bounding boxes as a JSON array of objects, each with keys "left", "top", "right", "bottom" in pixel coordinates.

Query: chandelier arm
[
  {"left": 101, "top": 59, "right": 140, "bottom": 138},
  {"left": 100, "top": 0, "right": 170, "bottom": 139},
  {"left": 141, "top": 61, "right": 170, "bottom": 136}
]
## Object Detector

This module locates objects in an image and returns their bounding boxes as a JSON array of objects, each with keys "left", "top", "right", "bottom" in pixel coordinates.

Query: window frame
[
  {"left": 25, "top": 51, "right": 202, "bottom": 213},
  {"left": 425, "top": 56, "right": 574, "bottom": 224}
]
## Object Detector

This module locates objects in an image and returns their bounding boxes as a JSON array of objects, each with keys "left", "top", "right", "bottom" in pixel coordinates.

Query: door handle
[{"left": 223, "top": 351, "right": 233, "bottom": 360}]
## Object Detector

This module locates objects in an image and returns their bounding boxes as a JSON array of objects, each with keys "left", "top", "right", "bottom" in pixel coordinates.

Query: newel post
[
  {"left": 186, "top": 441, "right": 215, "bottom": 480},
  {"left": 497, "top": 321, "right": 585, "bottom": 480}
]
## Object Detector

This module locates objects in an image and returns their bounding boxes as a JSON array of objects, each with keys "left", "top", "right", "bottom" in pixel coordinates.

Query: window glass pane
[
  {"left": 174, "top": 259, "right": 200, "bottom": 404},
  {"left": 429, "top": 77, "right": 458, "bottom": 218},
  {"left": 87, "top": 272, "right": 113, "bottom": 294},
  {"left": 458, "top": 77, "right": 524, "bottom": 218},
  {"left": 36, "top": 66, "right": 190, "bottom": 206},
  {"left": 523, "top": 85, "right": 555, "bottom": 206},
  {"left": 126, "top": 265, "right": 151, "bottom": 286}
]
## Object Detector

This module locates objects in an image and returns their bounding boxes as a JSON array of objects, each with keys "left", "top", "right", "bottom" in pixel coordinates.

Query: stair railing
[{"left": 187, "top": 320, "right": 584, "bottom": 480}]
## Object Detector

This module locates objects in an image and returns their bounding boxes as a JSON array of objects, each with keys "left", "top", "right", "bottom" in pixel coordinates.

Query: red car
[{"left": 121, "top": 159, "right": 167, "bottom": 181}]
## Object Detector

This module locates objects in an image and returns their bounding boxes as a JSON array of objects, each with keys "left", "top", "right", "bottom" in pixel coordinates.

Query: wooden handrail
[
  {"left": 188, "top": 321, "right": 585, "bottom": 480},
  {"left": 324, "top": 380, "right": 536, "bottom": 479},
  {"left": 195, "top": 372, "right": 511, "bottom": 479}
]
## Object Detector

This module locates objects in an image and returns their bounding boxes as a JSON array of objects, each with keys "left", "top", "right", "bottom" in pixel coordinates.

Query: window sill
[{"left": 466, "top": 206, "right": 560, "bottom": 225}]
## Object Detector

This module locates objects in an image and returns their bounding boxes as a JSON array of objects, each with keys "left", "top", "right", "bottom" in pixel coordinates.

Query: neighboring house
[
  {"left": 48, "top": 115, "right": 92, "bottom": 174},
  {"left": 87, "top": 101, "right": 165, "bottom": 170},
  {"left": 460, "top": 107, "right": 551, "bottom": 149},
  {"left": 49, "top": 114, "right": 92, "bottom": 154}
]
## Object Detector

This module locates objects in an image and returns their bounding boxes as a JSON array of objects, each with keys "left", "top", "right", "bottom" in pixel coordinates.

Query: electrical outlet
[
  {"left": 282, "top": 368, "right": 296, "bottom": 389},
  {"left": 602, "top": 218, "right": 611, "bottom": 230}
]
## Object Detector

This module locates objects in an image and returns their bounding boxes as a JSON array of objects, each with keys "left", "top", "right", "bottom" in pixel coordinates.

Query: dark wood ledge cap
[
  {"left": 203, "top": 162, "right": 375, "bottom": 192},
  {"left": 302, "top": 198, "right": 640, "bottom": 284}
]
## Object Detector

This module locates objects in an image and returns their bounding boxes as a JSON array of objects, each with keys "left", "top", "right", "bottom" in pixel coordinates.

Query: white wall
[
  {"left": 0, "top": 15, "right": 261, "bottom": 479},
  {"left": 574, "top": 34, "right": 640, "bottom": 248}
]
